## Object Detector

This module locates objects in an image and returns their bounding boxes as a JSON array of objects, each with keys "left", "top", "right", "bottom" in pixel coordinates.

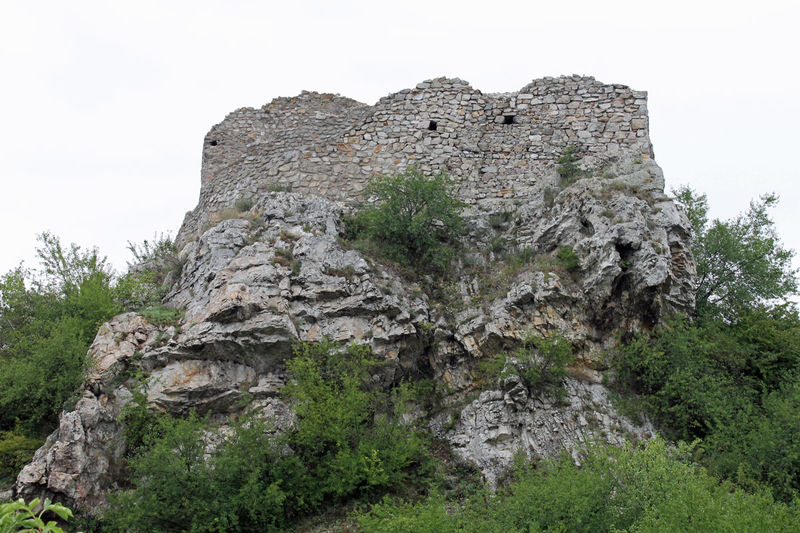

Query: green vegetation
[
  {"left": 674, "top": 187, "right": 797, "bottom": 320},
  {"left": 234, "top": 197, "right": 255, "bottom": 213},
  {"left": 556, "top": 246, "right": 580, "bottom": 272},
  {"left": 0, "top": 433, "right": 43, "bottom": 486},
  {"left": 138, "top": 305, "right": 183, "bottom": 326},
  {"left": 347, "top": 166, "right": 465, "bottom": 275},
  {"left": 479, "top": 333, "right": 575, "bottom": 396},
  {"left": 358, "top": 439, "right": 800, "bottom": 532},
  {"left": 0, "top": 497, "right": 79, "bottom": 533},
  {"left": 3, "top": 181, "right": 800, "bottom": 532},
  {"left": 556, "top": 145, "right": 582, "bottom": 186},
  {"left": 610, "top": 309, "right": 800, "bottom": 501},
  {"left": 117, "top": 233, "right": 183, "bottom": 310},
  {"left": 104, "top": 340, "right": 433, "bottom": 532},
  {"left": 0, "top": 232, "right": 183, "bottom": 484},
  {"left": 0, "top": 233, "right": 121, "bottom": 436},
  {"left": 610, "top": 189, "right": 800, "bottom": 502}
]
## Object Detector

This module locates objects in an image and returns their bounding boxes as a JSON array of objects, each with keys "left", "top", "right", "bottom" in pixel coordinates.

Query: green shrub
[
  {"left": 105, "top": 340, "right": 433, "bottom": 531},
  {"left": 0, "top": 432, "right": 43, "bottom": 485},
  {"left": 609, "top": 309, "right": 800, "bottom": 501},
  {"left": 543, "top": 186, "right": 557, "bottom": 207},
  {"left": 323, "top": 265, "right": 356, "bottom": 280},
  {"left": 556, "top": 246, "right": 580, "bottom": 272},
  {"left": 118, "top": 233, "right": 182, "bottom": 311},
  {"left": 266, "top": 182, "right": 293, "bottom": 193},
  {"left": 488, "top": 234, "right": 506, "bottom": 255},
  {"left": 352, "top": 166, "right": 465, "bottom": 275},
  {"left": 0, "top": 235, "right": 121, "bottom": 435},
  {"left": 508, "top": 333, "right": 575, "bottom": 394},
  {"left": 234, "top": 197, "right": 255, "bottom": 213},
  {"left": 357, "top": 439, "right": 800, "bottom": 532},
  {"left": 556, "top": 145, "right": 582, "bottom": 186},
  {"left": 488, "top": 210, "right": 514, "bottom": 229},
  {"left": 118, "top": 392, "right": 167, "bottom": 457}
]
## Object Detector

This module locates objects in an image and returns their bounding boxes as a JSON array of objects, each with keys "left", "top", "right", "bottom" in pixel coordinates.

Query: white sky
[{"left": 1, "top": 0, "right": 799, "bottom": 276}]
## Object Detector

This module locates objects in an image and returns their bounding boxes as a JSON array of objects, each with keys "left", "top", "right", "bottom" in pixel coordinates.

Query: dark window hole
[
  {"left": 209, "top": 140, "right": 218, "bottom": 146},
  {"left": 428, "top": 121, "right": 438, "bottom": 131},
  {"left": 503, "top": 115, "right": 516, "bottom": 125}
]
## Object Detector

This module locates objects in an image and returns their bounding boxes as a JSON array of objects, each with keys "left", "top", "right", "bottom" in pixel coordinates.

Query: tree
[
  {"left": 673, "top": 187, "right": 798, "bottom": 320},
  {"left": 0, "top": 234, "right": 121, "bottom": 435}
]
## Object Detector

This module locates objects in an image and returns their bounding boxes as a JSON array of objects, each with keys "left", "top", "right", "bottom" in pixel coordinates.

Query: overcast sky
[{"left": 1, "top": 0, "right": 799, "bottom": 277}]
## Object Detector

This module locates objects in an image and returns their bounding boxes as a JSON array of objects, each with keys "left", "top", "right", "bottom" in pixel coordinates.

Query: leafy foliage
[
  {"left": 0, "top": 432, "right": 43, "bottom": 486},
  {"left": 610, "top": 309, "right": 800, "bottom": 501},
  {"left": 137, "top": 305, "right": 183, "bottom": 327},
  {"left": 609, "top": 189, "right": 800, "bottom": 501},
  {"left": 0, "top": 235, "right": 121, "bottom": 436},
  {"left": 674, "top": 187, "right": 797, "bottom": 320},
  {"left": 0, "top": 497, "right": 79, "bottom": 533},
  {"left": 117, "top": 233, "right": 182, "bottom": 311},
  {"left": 556, "top": 246, "right": 580, "bottom": 272},
  {"left": 118, "top": 391, "right": 168, "bottom": 457},
  {"left": 234, "top": 197, "right": 255, "bottom": 213},
  {"left": 358, "top": 439, "right": 800, "bottom": 532},
  {"left": 351, "top": 166, "right": 465, "bottom": 275},
  {"left": 105, "top": 341, "right": 432, "bottom": 532},
  {"left": 505, "top": 333, "right": 575, "bottom": 394},
  {"left": 0, "top": 231, "right": 184, "bottom": 485}
]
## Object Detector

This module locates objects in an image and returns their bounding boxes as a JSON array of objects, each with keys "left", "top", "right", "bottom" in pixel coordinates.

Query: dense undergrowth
[
  {"left": 0, "top": 232, "right": 181, "bottom": 486},
  {"left": 103, "top": 341, "right": 433, "bottom": 532},
  {"left": 359, "top": 440, "right": 800, "bottom": 532},
  {"left": 2, "top": 167, "right": 800, "bottom": 531}
]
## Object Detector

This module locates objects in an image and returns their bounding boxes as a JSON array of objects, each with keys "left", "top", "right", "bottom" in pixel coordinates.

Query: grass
[
  {"left": 139, "top": 305, "right": 184, "bottom": 326},
  {"left": 234, "top": 197, "right": 254, "bottom": 213},
  {"left": 323, "top": 265, "right": 357, "bottom": 280},
  {"left": 271, "top": 247, "right": 295, "bottom": 268}
]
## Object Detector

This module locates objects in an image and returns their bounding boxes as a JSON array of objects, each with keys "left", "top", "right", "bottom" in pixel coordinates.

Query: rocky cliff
[{"left": 15, "top": 76, "right": 695, "bottom": 511}]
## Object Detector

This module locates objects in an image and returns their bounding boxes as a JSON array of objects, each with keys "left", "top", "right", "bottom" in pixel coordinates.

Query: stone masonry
[{"left": 177, "top": 75, "right": 653, "bottom": 247}]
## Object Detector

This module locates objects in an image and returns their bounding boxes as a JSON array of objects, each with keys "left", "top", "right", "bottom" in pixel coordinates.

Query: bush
[
  {"left": 234, "top": 197, "right": 255, "bottom": 213},
  {"left": 358, "top": 439, "right": 800, "bottom": 532},
  {"left": 609, "top": 309, "right": 800, "bottom": 501},
  {"left": 507, "top": 333, "right": 575, "bottom": 394},
  {"left": 353, "top": 166, "right": 464, "bottom": 275},
  {"left": 0, "top": 235, "right": 121, "bottom": 435},
  {"left": 105, "top": 341, "right": 433, "bottom": 531},
  {"left": 118, "top": 233, "right": 182, "bottom": 311},
  {"left": 138, "top": 305, "right": 183, "bottom": 327},
  {"left": 556, "top": 246, "right": 579, "bottom": 272},
  {"left": 0, "top": 432, "right": 43, "bottom": 486},
  {"left": 556, "top": 145, "right": 582, "bottom": 186}
]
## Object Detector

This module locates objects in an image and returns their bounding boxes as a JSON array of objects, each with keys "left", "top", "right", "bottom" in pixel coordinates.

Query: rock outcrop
[{"left": 16, "top": 75, "right": 695, "bottom": 512}]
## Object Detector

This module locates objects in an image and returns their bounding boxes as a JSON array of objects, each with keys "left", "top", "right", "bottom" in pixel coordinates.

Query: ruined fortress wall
[{"left": 177, "top": 75, "right": 653, "bottom": 245}]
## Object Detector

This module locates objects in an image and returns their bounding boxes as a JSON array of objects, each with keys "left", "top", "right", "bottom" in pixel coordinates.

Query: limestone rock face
[
  {"left": 16, "top": 76, "right": 696, "bottom": 513},
  {"left": 433, "top": 373, "right": 654, "bottom": 486}
]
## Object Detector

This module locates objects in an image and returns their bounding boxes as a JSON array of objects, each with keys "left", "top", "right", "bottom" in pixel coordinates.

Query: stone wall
[{"left": 178, "top": 75, "right": 653, "bottom": 246}]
